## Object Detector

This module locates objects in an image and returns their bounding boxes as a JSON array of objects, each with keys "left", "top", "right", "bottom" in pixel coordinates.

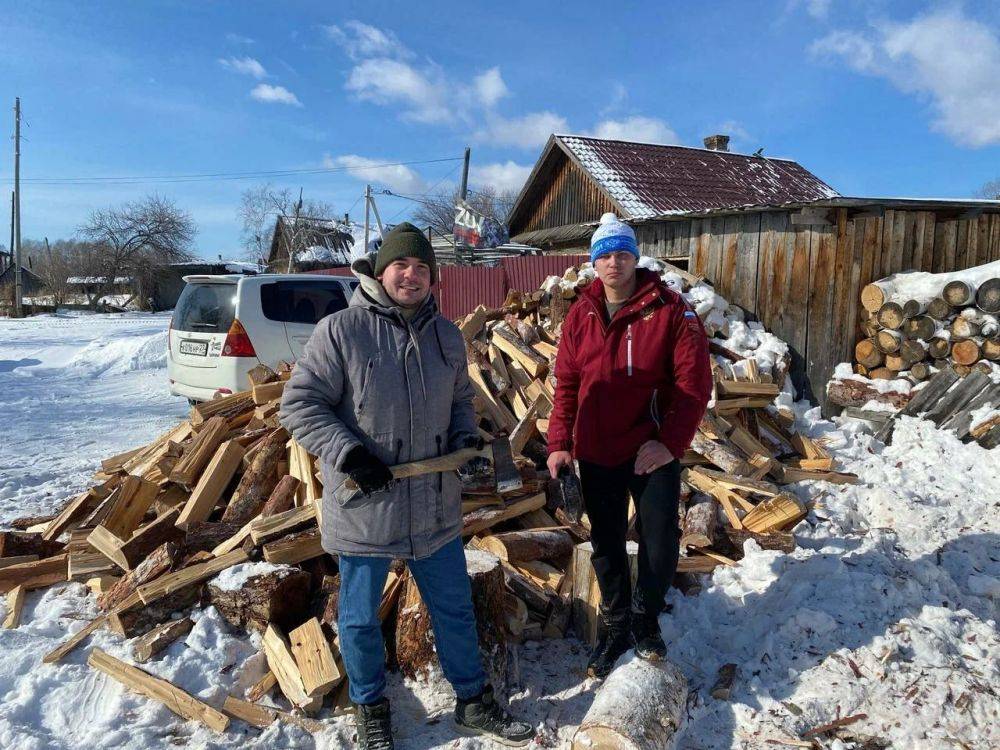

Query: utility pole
[
  {"left": 7, "top": 192, "right": 13, "bottom": 275},
  {"left": 285, "top": 187, "right": 303, "bottom": 273},
  {"left": 459, "top": 146, "right": 471, "bottom": 202},
  {"left": 368, "top": 190, "right": 384, "bottom": 237},
  {"left": 13, "top": 98, "right": 23, "bottom": 317},
  {"left": 363, "top": 184, "right": 371, "bottom": 254}
]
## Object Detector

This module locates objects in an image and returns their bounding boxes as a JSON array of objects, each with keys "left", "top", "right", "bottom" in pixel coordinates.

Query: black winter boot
[
  {"left": 586, "top": 609, "right": 632, "bottom": 680},
  {"left": 631, "top": 612, "right": 666, "bottom": 661},
  {"left": 454, "top": 685, "right": 535, "bottom": 747},
  {"left": 355, "top": 698, "right": 394, "bottom": 750}
]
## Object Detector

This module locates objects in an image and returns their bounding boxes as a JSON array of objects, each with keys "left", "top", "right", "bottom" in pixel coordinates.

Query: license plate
[{"left": 179, "top": 339, "right": 209, "bottom": 356}]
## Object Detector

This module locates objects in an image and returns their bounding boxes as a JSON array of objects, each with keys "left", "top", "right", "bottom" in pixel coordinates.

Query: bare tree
[
  {"left": 977, "top": 180, "right": 1000, "bottom": 200},
  {"left": 412, "top": 184, "right": 518, "bottom": 237},
  {"left": 78, "top": 194, "right": 196, "bottom": 310},
  {"left": 238, "top": 183, "right": 337, "bottom": 261}
]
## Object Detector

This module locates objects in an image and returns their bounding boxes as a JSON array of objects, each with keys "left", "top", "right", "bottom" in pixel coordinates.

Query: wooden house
[{"left": 507, "top": 134, "right": 1000, "bottom": 406}]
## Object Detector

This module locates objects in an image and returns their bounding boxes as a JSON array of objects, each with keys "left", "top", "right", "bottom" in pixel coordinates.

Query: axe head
[
  {"left": 490, "top": 437, "right": 523, "bottom": 494},
  {"left": 557, "top": 465, "right": 584, "bottom": 523}
]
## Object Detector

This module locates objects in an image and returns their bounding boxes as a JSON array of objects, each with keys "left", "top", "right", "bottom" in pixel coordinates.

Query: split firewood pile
[
  {"left": 828, "top": 260, "right": 1000, "bottom": 449},
  {"left": 0, "top": 259, "right": 851, "bottom": 741}
]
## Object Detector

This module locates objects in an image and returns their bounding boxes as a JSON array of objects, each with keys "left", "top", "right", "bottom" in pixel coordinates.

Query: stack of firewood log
[
  {"left": 854, "top": 262, "right": 1000, "bottom": 381},
  {"left": 1, "top": 261, "right": 849, "bottom": 743}
]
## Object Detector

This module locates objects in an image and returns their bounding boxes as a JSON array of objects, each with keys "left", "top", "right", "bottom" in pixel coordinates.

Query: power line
[{"left": 0, "top": 156, "right": 464, "bottom": 186}]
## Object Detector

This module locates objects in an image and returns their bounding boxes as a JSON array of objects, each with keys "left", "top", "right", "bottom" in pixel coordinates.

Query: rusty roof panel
[{"left": 558, "top": 136, "right": 839, "bottom": 218}]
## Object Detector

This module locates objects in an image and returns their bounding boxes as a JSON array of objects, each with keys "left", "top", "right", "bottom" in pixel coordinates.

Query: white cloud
[
  {"left": 589, "top": 115, "right": 678, "bottom": 144},
  {"left": 345, "top": 58, "right": 449, "bottom": 123},
  {"left": 219, "top": 56, "right": 267, "bottom": 79},
  {"left": 324, "top": 20, "right": 411, "bottom": 60},
  {"left": 474, "top": 67, "right": 508, "bottom": 107},
  {"left": 475, "top": 111, "right": 569, "bottom": 148},
  {"left": 225, "top": 33, "right": 255, "bottom": 45},
  {"left": 811, "top": 9, "right": 1000, "bottom": 146},
  {"left": 473, "top": 161, "right": 533, "bottom": 193},
  {"left": 324, "top": 154, "right": 427, "bottom": 194},
  {"left": 250, "top": 84, "right": 302, "bottom": 107},
  {"left": 788, "top": 0, "right": 831, "bottom": 20}
]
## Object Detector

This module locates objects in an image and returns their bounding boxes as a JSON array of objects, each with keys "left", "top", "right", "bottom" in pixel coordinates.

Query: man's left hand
[{"left": 634, "top": 440, "right": 674, "bottom": 474}]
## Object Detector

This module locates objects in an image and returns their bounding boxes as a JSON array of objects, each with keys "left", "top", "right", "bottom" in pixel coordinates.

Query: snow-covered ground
[{"left": 0, "top": 313, "right": 997, "bottom": 749}]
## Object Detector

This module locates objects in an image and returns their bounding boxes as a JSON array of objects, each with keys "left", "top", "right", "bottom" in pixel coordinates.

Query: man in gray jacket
[{"left": 280, "top": 223, "right": 534, "bottom": 750}]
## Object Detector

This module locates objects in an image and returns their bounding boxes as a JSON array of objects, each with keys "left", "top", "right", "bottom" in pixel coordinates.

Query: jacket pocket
[{"left": 356, "top": 356, "right": 378, "bottom": 414}]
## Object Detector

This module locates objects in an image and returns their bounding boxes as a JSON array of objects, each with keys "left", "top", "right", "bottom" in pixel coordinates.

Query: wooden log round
[
  {"left": 928, "top": 336, "right": 952, "bottom": 359},
  {"left": 478, "top": 529, "right": 574, "bottom": 564},
  {"left": 951, "top": 317, "right": 981, "bottom": 340},
  {"left": 854, "top": 339, "right": 883, "bottom": 369},
  {"left": 884, "top": 354, "right": 907, "bottom": 372},
  {"left": 901, "top": 315, "right": 936, "bottom": 341},
  {"left": 909, "top": 362, "right": 933, "bottom": 381},
  {"left": 869, "top": 367, "right": 895, "bottom": 380},
  {"left": 927, "top": 297, "right": 953, "bottom": 321},
  {"left": 860, "top": 317, "right": 880, "bottom": 338},
  {"left": 861, "top": 280, "right": 895, "bottom": 313},
  {"left": 207, "top": 565, "right": 311, "bottom": 633},
  {"left": 874, "top": 329, "right": 902, "bottom": 354},
  {"left": 943, "top": 280, "right": 975, "bottom": 307},
  {"left": 977, "top": 278, "right": 1000, "bottom": 313},
  {"left": 954, "top": 364, "right": 973, "bottom": 377},
  {"left": 898, "top": 339, "right": 927, "bottom": 365},
  {"left": 982, "top": 337, "right": 1000, "bottom": 361},
  {"left": 951, "top": 339, "right": 982, "bottom": 367},
  {"left": 571, "top": 657, "right": 688, "bottom": 750},
  {"left": 680, "top": 493, "right": 717, "bottom": 549},
  {"left": 876, "top": 302, "right": 905, "bottom": 330},
  {"left": 972, "top": 360, "right": 994, "bottom": 375},
  {"left": 901, "top": 298, "right": 927, "bottom": 318},
  {"left": 395, "top": 549, "right": 507, "bottom": 688}
]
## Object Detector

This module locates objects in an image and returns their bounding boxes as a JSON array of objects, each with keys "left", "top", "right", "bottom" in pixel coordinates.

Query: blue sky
[{"left": 2, "top": 0, "right": 1000, "bottom": 260}]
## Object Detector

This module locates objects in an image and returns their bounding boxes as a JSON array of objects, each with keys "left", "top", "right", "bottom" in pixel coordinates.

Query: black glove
[
  {"left": 461, "top": 435, "right": 486, "bottom": 451},
  {"left": 341, "top": 446, "right": 394, "bottom": 496}
]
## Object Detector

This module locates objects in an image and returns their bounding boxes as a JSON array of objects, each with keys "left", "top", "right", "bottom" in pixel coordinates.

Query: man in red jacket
[{"left": 547, "top": 213, "right": 712, "bottom": 679}]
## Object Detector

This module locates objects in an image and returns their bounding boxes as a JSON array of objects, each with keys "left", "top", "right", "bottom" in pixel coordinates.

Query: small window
[
  {"left": 260, "top": 281, "right": 350, "bottom": 324},
  {"left": 173, "top": 283, "right": 236, "bottom": 333}
]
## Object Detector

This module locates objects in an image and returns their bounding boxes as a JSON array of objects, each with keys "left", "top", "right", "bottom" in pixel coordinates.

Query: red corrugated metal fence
[{"left": 309, "top": 255, "right": 589, "bottom": 320}]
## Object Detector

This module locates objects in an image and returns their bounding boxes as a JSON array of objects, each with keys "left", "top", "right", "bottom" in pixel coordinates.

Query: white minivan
[{"left": 168, "top": 273, "right": 358, "bottom": 402}]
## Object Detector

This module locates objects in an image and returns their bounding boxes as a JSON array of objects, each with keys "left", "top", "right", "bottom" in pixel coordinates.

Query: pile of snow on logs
[{"left": 1, "top": 259, "right": 851, "bottom": 745}]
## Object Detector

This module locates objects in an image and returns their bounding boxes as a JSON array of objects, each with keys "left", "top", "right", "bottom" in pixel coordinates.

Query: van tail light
[
  {"left": 167, "top": 318, "right": 173, "bottom": 349},
  {"left": 222, "top": 319, "right": 257, "bottom": 358}
]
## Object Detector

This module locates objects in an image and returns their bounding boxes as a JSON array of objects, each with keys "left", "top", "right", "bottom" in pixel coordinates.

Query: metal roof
[{"left": 556, "top": 135, "right": 840, "bottom": 218}]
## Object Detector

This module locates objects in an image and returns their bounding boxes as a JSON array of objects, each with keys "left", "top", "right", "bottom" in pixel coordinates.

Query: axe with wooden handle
[{"left": 344, "top": 436, "right": 523, "bottom": 494}]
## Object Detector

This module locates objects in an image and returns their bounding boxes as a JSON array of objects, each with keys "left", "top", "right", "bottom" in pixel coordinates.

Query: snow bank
[{"left": 68, "top": 330, "right": 168, "bottom": 375}]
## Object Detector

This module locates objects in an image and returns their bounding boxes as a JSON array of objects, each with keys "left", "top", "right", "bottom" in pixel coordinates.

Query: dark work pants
[{"left": 578, "top": 458, "right": 681, "bottom": 620}]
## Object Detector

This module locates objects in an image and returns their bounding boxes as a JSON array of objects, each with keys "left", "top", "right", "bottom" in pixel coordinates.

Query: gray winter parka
[{"left": 278, "top": 257, "right": 478, "bottom": 559}]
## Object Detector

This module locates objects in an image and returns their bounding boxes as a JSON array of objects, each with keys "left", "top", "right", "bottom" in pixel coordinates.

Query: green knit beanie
[{"left": 375, "top": 222, "right": 437, "bottom": 284}]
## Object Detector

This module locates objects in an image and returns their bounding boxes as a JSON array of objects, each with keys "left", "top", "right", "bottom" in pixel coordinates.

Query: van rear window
[
  {"left": 260, "top": 281, "right": 352, "bottom": 324},
  {"left": 173, "top": 283, "right": 236, "bottom": 333}
]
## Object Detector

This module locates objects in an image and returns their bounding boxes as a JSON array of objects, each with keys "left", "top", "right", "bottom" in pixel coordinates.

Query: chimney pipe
[{"left": 703, "top": 134, "right": 730, "bottom": 152}]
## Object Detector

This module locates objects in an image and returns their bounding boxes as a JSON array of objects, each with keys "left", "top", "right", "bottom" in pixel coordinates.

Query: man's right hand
[
  {"left": 547, "top": 450, "right": 574, "bottom": 479},
  {"left": 341, "top": 446, "right": 395, "bottom": 496}
]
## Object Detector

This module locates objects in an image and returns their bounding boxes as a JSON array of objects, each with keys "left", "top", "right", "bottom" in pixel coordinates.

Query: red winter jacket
[{"left": 547, "top": 268, "right": 712, "bottom": 467}]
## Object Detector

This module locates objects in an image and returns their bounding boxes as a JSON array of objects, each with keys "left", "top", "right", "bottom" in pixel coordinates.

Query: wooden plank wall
[
  {"left": 689, "top": 208, "right": 1000, "bottom": 408},
  {"left": 517, "top": 155, "right": 616, "bottom": 235}
]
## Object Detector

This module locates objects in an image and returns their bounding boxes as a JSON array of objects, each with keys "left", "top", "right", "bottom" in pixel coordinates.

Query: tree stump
[
  {"left": 207, "top": 563, "right": 311, "bottom": 633},
  {"left": 395, "top": 549, "right": 507, "bottom": 689},
  {"left": 572, "top": 657, "right": 688, "bottom": 750}
]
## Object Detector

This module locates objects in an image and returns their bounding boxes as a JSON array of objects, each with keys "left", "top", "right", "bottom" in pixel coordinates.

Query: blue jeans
[{"left": 338, "top": 536, "right": 488, "bottom": 705}]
